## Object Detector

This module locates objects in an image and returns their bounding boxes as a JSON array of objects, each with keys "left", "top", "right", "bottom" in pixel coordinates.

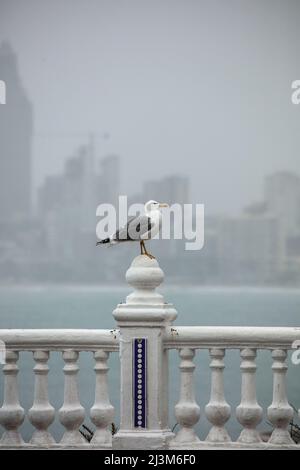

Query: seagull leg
[
  {"left": 140, "top": 241, "right": 145, "bottom": 255},
  {"left": 141, "top": 240, "right": 155, "bottom": 259}
]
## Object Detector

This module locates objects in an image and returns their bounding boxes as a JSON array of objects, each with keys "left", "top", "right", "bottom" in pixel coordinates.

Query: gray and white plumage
[
  {"left": 113, "top": 214, "right": 153, "bottom": 242},
  {"left": 96, "top": 200, "right": 168, "bottom": 247}
]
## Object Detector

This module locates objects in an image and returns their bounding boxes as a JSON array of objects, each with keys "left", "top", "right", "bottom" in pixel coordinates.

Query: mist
[{"left": 0, "top": 0, "right": 300, "bottom": 285}]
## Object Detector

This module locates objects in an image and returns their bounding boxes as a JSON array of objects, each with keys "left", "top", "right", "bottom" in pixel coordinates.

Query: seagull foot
[{"left": 143, "top": 253, "right": 156, "bottom": 260}]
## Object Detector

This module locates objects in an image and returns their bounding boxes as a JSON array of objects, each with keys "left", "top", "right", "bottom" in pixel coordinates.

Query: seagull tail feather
[{"left": 96, "top": 238, "right": 110, "bottom": 246}]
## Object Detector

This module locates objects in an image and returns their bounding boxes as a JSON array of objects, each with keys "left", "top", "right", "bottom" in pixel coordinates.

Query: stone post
[{"left": 113, "top": 255, "right": 177, "bottom": 450}]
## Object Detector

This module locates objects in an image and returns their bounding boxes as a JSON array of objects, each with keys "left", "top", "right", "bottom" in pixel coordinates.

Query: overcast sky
[{"left": 1, "top": 0, "right": 300, "bottom": 213}]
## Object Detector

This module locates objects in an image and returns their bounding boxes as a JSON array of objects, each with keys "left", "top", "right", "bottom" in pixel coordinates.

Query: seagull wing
[{"left": 113, "top": 215, "right": 152, "bottom": 241}]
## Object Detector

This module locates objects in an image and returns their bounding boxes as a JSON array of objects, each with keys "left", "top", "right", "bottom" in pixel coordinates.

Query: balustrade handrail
[
  {"left": 2, "top": 325, "right": 299, "bottom": 351},
  {"left": 0, "top": 329, "right": 119, "bottom": 351},
  {"left": 164, "top": 325, "right": 300, "bottom": 349}
]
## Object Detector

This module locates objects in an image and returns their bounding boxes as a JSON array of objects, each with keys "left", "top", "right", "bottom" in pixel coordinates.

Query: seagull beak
[{"left": 159, "top": 203, "right": 169, "bottom": 208}]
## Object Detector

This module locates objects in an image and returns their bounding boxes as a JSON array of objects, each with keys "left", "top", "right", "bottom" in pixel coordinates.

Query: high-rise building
[
  {"left": 98, "top": 154, "right": 120, "bottom": 207},
  {"left": 218, "top": 215, "right": 280, "bottom": 284},
  {"left": 38, "top": 175, "right": 64, "bottom": 215},
  {"left": 0, "top": 42, "right": 33, "bottom": 221},
  {"left": 264, "top": 172, "right": 300, "bottom": 238},
  {"left": 143, "top": 175, "right": 189, "bottom": 205},
  {"left": 37, "top": 143, "right": 121, "bottom": 267}
]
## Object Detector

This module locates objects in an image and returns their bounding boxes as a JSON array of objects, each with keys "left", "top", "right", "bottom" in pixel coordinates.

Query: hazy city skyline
[
  {"left": 1, "top": 0, "right": 300, "bottom": 214},
  {"left": 1, "top": 0, "right": 300, "bottom": 286}
]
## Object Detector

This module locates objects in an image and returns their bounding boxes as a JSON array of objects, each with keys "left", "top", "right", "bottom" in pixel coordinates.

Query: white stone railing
[
  {"left": 0, "top": 330, "right": 118, "bottom": 448},
  {"left": 0, "top": 256, "right": 300, "bottom": 450},
  {"left": 165, "top": 326, "right": 300, "bottom": 449}
]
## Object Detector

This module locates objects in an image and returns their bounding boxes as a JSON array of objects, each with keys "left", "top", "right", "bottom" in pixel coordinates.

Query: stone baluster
[
  {"left": 172, "top": 348, "right": 200, "bottom": 444},
  {"left": 205, "top": 348, "right": 231, "bottom": 442},
  {"left": 236, "top": 348, "right": 262, "bottom": 443},
  {"left": 267, "top": 349, "right": 294, "bottom": 445},
  {"left": 90, "top": 350, "right": 114, "bottom": 447},
  {"left": 58, "top": 350, "right": 86, "bottom": 446},
  {"left": 0, "top": 351, "right": 25, "bottom": 446},
  {"left": 28, "top": 350, "right": 55, "bottom": 446}
]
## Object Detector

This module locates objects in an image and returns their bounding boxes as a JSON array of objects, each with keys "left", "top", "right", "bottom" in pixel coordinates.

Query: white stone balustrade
[
  {"left": 236, "top": 348, "right": 262, "bottom": 444},
  {"left": 28, "top": 350, "right": 55, "bottom": 446},
  {"left": 205, "top": 348, "right": 231, "bottom": 443},
  {"left": 0, "top": 330, "right": 118, "bottom": 448},
  {"left": 165, "top": 326, "right": 300, "bottom": 448},
  {"left": 59, "top": 350, "right": 86, "bottom": 446},
  {"left": 171, "top": 348, "right": 200, "bottom": 445},
  {"left": 0, "top": 351, "right": 25, "bottom": 446},
  {"left": 0, "top": 256, "right": 300, "bottom": 449},
  {"left": 267, "top": 349, "right": 294, "bottom": 445},
  {"left": 90, "top": 350, "right": 114, "bottom": 447}
]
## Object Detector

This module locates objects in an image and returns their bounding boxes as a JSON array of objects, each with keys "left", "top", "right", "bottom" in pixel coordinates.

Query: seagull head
[{"left": 144, "top": 200, "right": 169, "bottom": 214}]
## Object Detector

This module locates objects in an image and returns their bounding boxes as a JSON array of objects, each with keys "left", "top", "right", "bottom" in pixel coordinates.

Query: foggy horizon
[{"left": 1, "top": 0, "right": 300, "bottom": 214}]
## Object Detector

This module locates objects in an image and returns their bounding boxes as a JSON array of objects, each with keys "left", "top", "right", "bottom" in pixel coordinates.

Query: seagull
[{"left": 96, "top": 200, "right": 169, "bottom": 259}]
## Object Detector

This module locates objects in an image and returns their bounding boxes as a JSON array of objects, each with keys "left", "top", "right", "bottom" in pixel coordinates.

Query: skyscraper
[
  {"left": 218, "top": 215, "right": 280, "bottom": 284},
  {"left": 98, "top": 154, "right": 120, "bottom": 207},
  {"left": 264, "top": 172, "right": 300, "bottom": 238},
  {"left": 143, "top": 175, "right": 189, "bottom": 205},
  {"left": 0, "top": 42, "right": 33, "bottom": 221}
]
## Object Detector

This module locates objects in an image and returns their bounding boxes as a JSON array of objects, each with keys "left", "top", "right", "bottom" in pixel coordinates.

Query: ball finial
[
  {"left": 125, "top": 255, "right": 164, "bottom": 304},
  {"left": 113, "top": 255, "right": 178, "bottom": 323},
  {"left": 126, "top": 255, "right": 164, "bottom": 289}
]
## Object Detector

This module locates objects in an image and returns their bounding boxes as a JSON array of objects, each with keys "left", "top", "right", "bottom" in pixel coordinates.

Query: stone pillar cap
[
  {"left": 113, "top": 255, "right": 178, "bottom": 324},
  {"left": 126, "top": 255, "right": 164, "bottom": 291}
]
